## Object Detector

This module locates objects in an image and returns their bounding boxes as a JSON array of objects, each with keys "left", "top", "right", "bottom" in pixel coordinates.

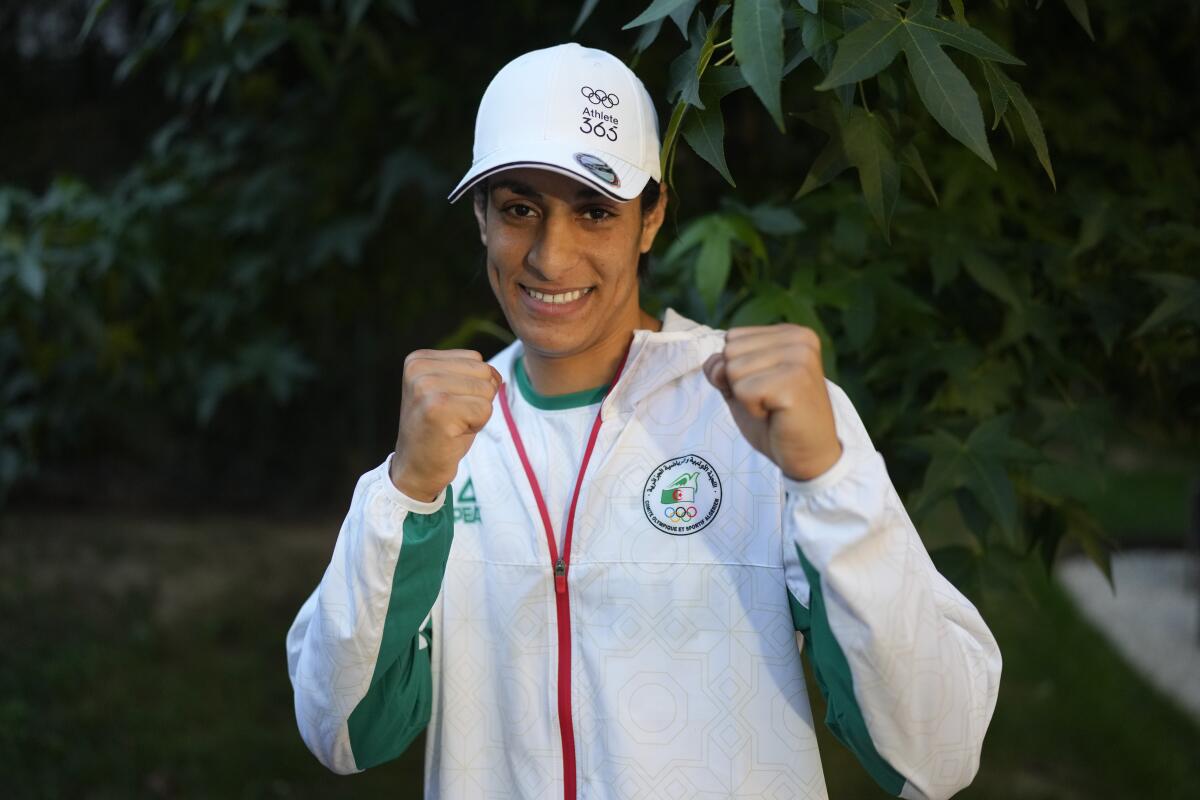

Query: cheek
[{"left": 486, "top": 227, "right": 529, "bottom": 276}]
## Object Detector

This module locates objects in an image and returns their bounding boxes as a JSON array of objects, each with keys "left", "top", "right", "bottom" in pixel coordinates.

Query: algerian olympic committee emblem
[{"left": 642, "top": 454, "right": 722, "bottom": 536}]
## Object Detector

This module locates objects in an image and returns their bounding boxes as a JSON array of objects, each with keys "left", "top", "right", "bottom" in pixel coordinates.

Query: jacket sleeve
[
  {"left": 286, "top": 452, "right": 454, "bottom": 774},
  {"left": 781, "top": 380, "right": 1002, "bottom": 800}
]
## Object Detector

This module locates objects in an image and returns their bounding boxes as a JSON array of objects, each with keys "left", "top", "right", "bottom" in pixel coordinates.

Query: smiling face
[{"left": 473, "top": 167, "right": 667, "bottom": 360}]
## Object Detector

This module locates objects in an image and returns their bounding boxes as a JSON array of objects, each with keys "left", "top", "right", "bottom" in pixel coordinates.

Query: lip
[{"left": 517, "top": 283, "right": 595, "bottom": 318}]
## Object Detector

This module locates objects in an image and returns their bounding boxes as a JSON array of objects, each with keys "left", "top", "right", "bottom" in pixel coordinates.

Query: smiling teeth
[{"left": 524, "top": 286, "right": 592, "bottom": 304}]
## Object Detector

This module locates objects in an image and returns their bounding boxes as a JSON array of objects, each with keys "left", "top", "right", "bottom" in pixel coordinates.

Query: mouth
[{"left": 518, "top": 283, "right": 596, "bottom": 316}]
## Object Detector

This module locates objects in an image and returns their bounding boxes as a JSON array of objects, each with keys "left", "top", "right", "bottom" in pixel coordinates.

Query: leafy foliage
[
  {"left": 622, "top": 0, "right": 1198, "bottom": 594},
  {"left": 2, "top": 0, "right": 1197, "bottom": 599}
]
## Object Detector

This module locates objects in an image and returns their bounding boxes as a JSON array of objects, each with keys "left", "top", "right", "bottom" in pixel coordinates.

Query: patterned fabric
[{"left": 286, "top": 307, "right": 1002, "bottom": 800}]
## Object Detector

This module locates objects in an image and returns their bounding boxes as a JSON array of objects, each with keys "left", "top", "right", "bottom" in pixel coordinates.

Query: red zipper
[{"left": 497, "top": 345, "right": 632, "bottom": 800}]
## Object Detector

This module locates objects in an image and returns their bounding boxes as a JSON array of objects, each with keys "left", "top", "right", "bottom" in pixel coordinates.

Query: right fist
[{"left": 389, "top": 349, "right": 502, "bottom": 503}]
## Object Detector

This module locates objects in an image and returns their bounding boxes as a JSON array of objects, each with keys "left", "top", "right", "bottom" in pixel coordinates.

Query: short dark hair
[{"left": 471, "top": 176, "right": 662, "bottom": 281}]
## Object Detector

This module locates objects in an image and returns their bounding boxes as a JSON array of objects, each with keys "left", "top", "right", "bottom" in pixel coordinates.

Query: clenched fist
[
  {"left": 702, "top": 324, "right": 843, "bottom": 483},
  {"left": 389, "top": 349, "right": 503, "bottom": 503}
]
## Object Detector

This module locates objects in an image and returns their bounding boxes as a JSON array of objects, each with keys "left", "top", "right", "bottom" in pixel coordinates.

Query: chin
[{"left": 513, "top": 322, "right": 588, "bottom": 357}]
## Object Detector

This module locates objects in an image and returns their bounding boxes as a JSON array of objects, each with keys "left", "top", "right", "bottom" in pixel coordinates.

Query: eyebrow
[{"left": 490, "top": 179, "right": 606, "bottom": 201}]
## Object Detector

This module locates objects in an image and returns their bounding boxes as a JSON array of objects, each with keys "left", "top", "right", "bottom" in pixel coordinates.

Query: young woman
[{"left": 287, "top": 42, "right": 1002, "bottom": 800}]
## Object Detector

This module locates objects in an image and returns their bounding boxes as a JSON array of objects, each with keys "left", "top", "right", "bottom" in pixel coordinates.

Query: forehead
[{"left": 487, "top": 167, "right": 625, "bottom": 203}]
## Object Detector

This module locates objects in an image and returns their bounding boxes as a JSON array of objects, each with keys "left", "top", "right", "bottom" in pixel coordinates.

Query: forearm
[
  {"left": 286, "top": 454, "right": 454, "bottom": 774},
  {"left": 784, "top": 445, "right": 1002, "bottom": 800}
]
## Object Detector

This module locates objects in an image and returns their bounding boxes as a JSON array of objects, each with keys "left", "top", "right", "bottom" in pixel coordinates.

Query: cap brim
[{"left": 446, "top": 141, "right": 654, "bottom": 203}]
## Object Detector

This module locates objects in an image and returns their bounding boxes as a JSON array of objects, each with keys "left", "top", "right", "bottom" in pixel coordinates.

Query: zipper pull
[{"left": 554, "top": 558, "right": 567, "bottom": 594}]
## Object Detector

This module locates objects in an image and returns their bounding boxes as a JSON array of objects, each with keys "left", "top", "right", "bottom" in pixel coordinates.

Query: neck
[{"left": 522, "top": 307, "right": 663, "bottom": 396}]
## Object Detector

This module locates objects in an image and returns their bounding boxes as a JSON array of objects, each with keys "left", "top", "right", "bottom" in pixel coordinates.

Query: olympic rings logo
[
  {"left": 664, "top": 505, "right": 699, "bottom": 521},
  {"left": 580, "top": 86, "right": 619, "bottom": 108}
]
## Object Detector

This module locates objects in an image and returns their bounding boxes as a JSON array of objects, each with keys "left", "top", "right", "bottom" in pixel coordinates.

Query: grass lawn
[{"left": 1, "top": 501, "right": 1197, "bottom": 799}]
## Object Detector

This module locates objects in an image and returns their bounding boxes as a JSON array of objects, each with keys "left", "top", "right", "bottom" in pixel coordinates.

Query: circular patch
[
  {"left": 642, "top": 454, "right": 722, "bottom": 536},
  {"left": 573, "top": 152, "right": 620, "bottom": 187}
]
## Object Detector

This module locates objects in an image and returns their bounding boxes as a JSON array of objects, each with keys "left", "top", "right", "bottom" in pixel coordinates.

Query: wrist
[
  {"left": 388, "top": 455, "right": 441, "bottom": 504},
  {"left": 781, "top": 440, "right": 844, "bottom": 483}
]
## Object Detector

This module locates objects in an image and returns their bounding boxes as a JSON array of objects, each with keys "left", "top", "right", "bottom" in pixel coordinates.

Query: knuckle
[
  {"left": 405, "top": 348, "right": 432, "bottom": 366},
  {"left": 795, "top": 326, "right": 821, "bottom": 347},
  {"left": 409, "top": 371, "right": 434, "bottom": 394},
  {"left": 723, "top": 358, "right": 747, "bottom": 383}
]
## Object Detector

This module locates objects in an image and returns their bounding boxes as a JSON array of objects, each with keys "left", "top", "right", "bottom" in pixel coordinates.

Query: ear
[
  {"left": 473, "top": 192, "right": 488, "bottom": 247},
  {"left": 638, "top": 183, "right": 669, "bottom": 255}
]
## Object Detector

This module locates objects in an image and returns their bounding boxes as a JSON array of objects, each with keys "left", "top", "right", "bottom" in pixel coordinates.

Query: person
[{"left": 286, "top": 42, "right": 1002, "bottom": 800}]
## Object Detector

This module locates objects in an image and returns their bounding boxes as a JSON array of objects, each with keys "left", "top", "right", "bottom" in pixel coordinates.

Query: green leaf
[
  {"left": 902, "top": 24, "right": 996, "bottom": 168},
  {"left": 633, "top": 17, "right": 666, "bottom": 54},
  {"left": 731, "top": 294, "right": 785, "bottom": 326},
  {"left": 1060, "top": 0, "right": 1096, "bottom": 41},
  {"left": 289, "top": 19, "right": 335, "bottom": 89},
  {"left": 905, "top": 0, "right": 937, "bottom": 20},
  {"left": 843, "top": 278, "right": 876, "bottom": 350},
  {"left": 1067, "top": 507, "right": 1114, "bottom": 589},
  {"left": 748, "top": 203, "right": 806, "bottom": 234},
  {"left": 667, "top": 9, "right": 726, "bottom": 109},
  {"left": 659, "top": 100, "right": 689, "bottom": 178},
  {"left": 1134, "top": 272, "right": 1200, "bottom": 335},
  {"left": 699, "top": 65, "right": 749, "bottom": 99},
  {"left": 798, "top": 0, "right": 820, "bottom": 14},
  {"left": 930, "top": 545, "right": 982, "bottom": 599},
  {"left": 841, "top": 110, "right": 899, "bottom": 239},
  {"left": 914, "top": 17, "right": 1024, "bottom": 65},
  {"left": 669, "top": 0, "right": 702, "bottom": 38},
  {"left": 624, "top": 0, "right": 694, "bottom": 30},
  {"left": 794, "top": 108, "right": 851, "bottom": 199},
  {"left": 911, "top": 422, "right": 1022, "bottom": 546},
  {"left": 667, "top": 12, "right": 711, "bottom": 108},
  {"left": 436, "top": 314, "right": 516, "bottom": 349},
  {"left": 16, "top": 231, "right": 45, "bottom": 299},
  {"left": 794, "top": 133, "right": 851, "bottom": 199},
  {"left": 962, "top": 251, "right": 1023, "bottom": 309},
  {"left": 930, "top": 249, "right": 958, "bottom": 292},
  {"left": 845, "top": 0, "right": 902, "bottom": 19},
  {"left": 78, "top": 0, "right": 113, "bottom": 44},
  {"left": 801, "top": 9, "right": 841, "bottom": 55},
  {"left": 724, "top": 215, "right": 769, "bottom": 261},
  {"left": 734, "top": 0, "right": 787, "bottom": 131},
  {"left": 572, "top": 0, "right": 602, "bottom": 34},
  {"left": 814, "top": 19, "right": 904, "bottom": 90},
  {"left": 899, "top": 141, "right": 938, "bottom": 204},
  {"left": 980, "top": 58, "right": 1010, "bottom": 127},
  {"left": 981, "top": 62, "right": 1056, "bottom": 188},
  {"left": 681, "top": 101, "right": 736, "bottom": 186},
  {"left": 695, "top": 220, "right": 734, "bottom": 312},
  {"left": 966, "top": 414, "right": 1042, "bottom": 464},
  {"left": 955, "top": 488, "right": 992, "bottom": 543},
  {"left": 660, "top": 215, "right": 710, "bottom": 265},
  {"left": 347, "top": 0, "right": 373, "bottom": 30}
]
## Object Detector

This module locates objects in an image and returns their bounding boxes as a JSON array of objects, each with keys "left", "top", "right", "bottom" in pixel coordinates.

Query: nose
[{"left": 524, "top": 211, "right": 580, "bottom": 282}]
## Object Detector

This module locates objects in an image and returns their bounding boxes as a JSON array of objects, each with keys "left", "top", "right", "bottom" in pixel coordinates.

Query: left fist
[{"left": 702, "top": 324, "right": 842, "bottom": 482}]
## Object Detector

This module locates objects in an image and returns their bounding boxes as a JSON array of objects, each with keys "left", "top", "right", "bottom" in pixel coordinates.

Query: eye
[
  {"left": 583, "top": 207, "right": 615, "bottom": 223},
  {"left": 503, "top": 203, "right": 537, "bottom": 219}
]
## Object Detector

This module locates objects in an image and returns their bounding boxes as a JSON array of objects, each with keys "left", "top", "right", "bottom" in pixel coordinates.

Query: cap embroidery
[
  {"left": 580, "top": 86, "right": 619, "bottom": 108},
  {"left": 573, "top": 153, "right": 620, "bottom": 187},
  {"left": 578, "top": 85, "right": 621, "bottom": 144}
]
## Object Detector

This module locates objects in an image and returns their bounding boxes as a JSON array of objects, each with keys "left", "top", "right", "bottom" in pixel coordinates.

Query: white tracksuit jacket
[{"left": 286, "top": 307, "right": 1002, "bottom": 799}]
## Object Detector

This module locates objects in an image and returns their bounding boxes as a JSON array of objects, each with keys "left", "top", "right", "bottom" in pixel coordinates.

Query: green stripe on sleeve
[
  {"left": 347, "top": 484, "right": 454, "bottom": 770},
  {"left": 793, "top": 543, "right": 907, "bottom": 797}
]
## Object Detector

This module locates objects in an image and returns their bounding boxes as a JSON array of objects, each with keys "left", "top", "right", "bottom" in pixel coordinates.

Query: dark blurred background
[{"left": 2, "top": 0, "right": 1198, "bottom": 797}]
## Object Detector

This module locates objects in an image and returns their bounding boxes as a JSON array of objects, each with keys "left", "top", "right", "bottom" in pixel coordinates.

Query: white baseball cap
[{"left": 447, "top": 42, "right": 662, "bottom": 204}]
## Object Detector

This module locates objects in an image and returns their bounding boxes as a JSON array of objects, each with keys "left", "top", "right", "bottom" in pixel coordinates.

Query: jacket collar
[{"left": 485, "top": 307, "right": 725, "bottom": 434}]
